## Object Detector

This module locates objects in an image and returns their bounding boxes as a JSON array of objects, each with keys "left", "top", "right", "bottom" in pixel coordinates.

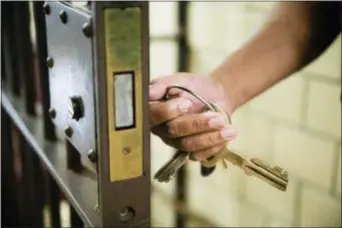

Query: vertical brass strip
[{"left": 104, "top": 8, "right": 143, "bottom": 182}]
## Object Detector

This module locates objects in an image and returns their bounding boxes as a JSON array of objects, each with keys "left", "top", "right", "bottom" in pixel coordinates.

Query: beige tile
[
  {"left": 189, "top": 49, "right": 228, "bottom": 75},
  {"left": 303, "top": 35, "right": 341, "bottom": 79},
  {"left": 150, "top": 41, "right": 178, "bottom": 80},
  {"left": 249, "top": 74, "right": 305, "bottom": 123},
  {"left": 300, "top": 187, "right": 341, "bottom": 227},
  {"left": 189, "top": 2, "right": 247, "bottom": 52},
  {"left": 336, "top": 147, "right": 341, "bottom": 196},
  {"left": 151, "top": 193, "right": 174, "bottom": 227},
  {"left": 244, "top": 173, "right": 296, "bottom": 221},
  {"left": 188, "top": 177, "right": 245, "bottom": 227},
  {"left": 151, "top": 134, "right": 176, "bottom": 195},
  {"left": 230, "top": 109, "right": 274, "bottom": 160},
  {"left": 149, "top": 2, "right": 178, "bottom": 37},
  {"left": 233, "top": 201, "right": 267, "bottom": 227},
  {"left": 268, "top": 217, "right": 293, "bottom": 227},
  {"left": 274, "top": 125, "right": 335, "bottom": 189},
  {"left": 306, "top": 81, "right": 341, "bottom": 138}
]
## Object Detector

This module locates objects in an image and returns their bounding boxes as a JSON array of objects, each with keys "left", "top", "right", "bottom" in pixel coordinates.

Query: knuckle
[
  {"left": 165, "top": 122, "right": 178, "bottom": 137},
  {"left": 191, "top": 118, "right": 206, "bottom": 132},
  {"left": 192, "top": 153, "right": 203, "bottom": 161},
  {"left": 180, "top": 137, "right": 194, "bottom": 151}
]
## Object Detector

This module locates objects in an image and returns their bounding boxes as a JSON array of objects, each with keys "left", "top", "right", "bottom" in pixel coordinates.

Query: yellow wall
[{"left": 150, "top": 2, "right": 341, "bottom": 227}]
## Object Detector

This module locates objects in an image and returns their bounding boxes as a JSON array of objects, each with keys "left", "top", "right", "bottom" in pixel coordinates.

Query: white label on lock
[{"left": 114, "top": 72, "right": 135, "bottom": 129}]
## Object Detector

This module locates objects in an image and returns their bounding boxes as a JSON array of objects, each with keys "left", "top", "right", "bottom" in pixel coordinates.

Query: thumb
[
  {"left": 149, "top": 82, "right": 167, "bottom": 101},
  {"left": 149, "top": 75, "right": 190, "bottom": 101}
]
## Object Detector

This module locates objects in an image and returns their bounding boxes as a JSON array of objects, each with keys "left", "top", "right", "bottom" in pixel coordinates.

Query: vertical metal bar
[
  {"left": 14, "top": 1, "right": 36, "bottom": 115},
  {"left": 175, "top": 2, "right": 190, "bottom": 228},
  {"left": 21, "top": 140, "right": 44, "bottom": 227},
  {"left": 70, "top": 205, "right": 84, "bottom": 228},
  {"left": 1, "top": 108, "right": 20, "bottom": 227},
  {"left": 66, "top": 140, "right": 83, "bottom": 172},
  {"left": 9, "top": 2, "right": 21, "bottom": 96},
  {"left": 1, "top": 2, "right": 15, "bottom": 92},
  {"left": 45, "top": 173, "right": 61, "bottom": 228},
  {"left": 33, "top": 1, "right": 57, "bottom": 140}
]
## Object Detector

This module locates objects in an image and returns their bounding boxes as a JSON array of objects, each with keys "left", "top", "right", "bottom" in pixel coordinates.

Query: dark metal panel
[
  {"left": 44, "top": 2, "right": 96, "bottom": 169},
  {"left": 33, "top": 2, "right": 57, "bottom": 141},
  {"left": 1, "top": 91, "right": 101, "bottom": 227},
  {"left": 92, "top": 2, "right": 150, "bottom": 227}
]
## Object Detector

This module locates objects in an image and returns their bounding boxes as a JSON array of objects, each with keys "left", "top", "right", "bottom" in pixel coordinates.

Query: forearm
[{"left": 211, "top": 2, "right": 341, "bottom": 113}]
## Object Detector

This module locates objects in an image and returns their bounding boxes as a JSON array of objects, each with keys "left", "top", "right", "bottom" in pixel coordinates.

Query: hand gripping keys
[{"left": 153, "top": 85, "right": 289, "bottom": 192}]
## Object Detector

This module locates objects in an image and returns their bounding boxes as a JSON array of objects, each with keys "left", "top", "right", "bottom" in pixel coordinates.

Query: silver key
[{"left": 154, "top": 151, "right": 189, "bottom": 183}]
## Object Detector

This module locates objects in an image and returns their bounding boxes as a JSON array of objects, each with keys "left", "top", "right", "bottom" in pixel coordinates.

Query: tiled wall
[{"left": 150, "top": 2, "right": 341, "bottom": 227}]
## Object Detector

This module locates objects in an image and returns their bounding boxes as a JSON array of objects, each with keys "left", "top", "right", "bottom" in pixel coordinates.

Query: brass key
[{"left": 201, "top": 147, "right": 289, "bottom": 191}]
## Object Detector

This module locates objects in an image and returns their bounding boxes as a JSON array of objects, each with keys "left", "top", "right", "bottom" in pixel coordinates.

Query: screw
[
  {"left": 87, "top": 149, "right": 97, "bottom": 163},
  {"left": 119, "top": 207, "right": 135, "bottom": 223},
  {"left": 82, "top": 22, "right": 93, "bottom": 37},
  {"left": 64, "top": 126, "right": 73, "bottom": 137},
  {"left": 43, "top": 3, "right": 50, "bottom": 15},
  {"left": 122, "top": 147, "right": 131, "bottom": 155},
  {"left": 48, "top": 108, "right": 56, "bottom": 119},
  {"left": 59, "top": 10, "right": 67, "bottom": 24},
  {"left": 46, "top": 57, "right": 54, "bottom": 68}
]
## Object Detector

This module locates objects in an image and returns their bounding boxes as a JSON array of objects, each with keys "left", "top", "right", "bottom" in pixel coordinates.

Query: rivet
[
  {"left": 59, "top": 10, "right": 67, "bottom": 24},
  {"left": 64, "top": 126, "right": 73, "bottom": 137},
  {"left": 82, "top": 22, "right": 92, "bottom": 37},
  {"left": 43, "top": 3, "right": 50, "bottom": 15},
  {"left": 48, "top": 108, "right": 56, "bottom": 119},
  {"left": 46, "top": 57, "right": 54, "bottom": 68},
  {"left": 87, "top": 149, "right": 97, "bottom": 163},
  {"left": 119, "top": 207, "right": 135, "bottom": 223},
  {"left": 122, "top": 147, "right": 131, "bottom": 155}
]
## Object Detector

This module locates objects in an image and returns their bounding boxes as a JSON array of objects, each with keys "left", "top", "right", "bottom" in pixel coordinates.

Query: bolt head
[
  {"left": 64, "top": 126, "right": 73, "bottom": 137},
  {"left": 122, "top": 147, "right": 131, "bottom": 155},
  {"left": 59, "top": 10, "right": 67, "bottom": 24},
  {"left": 119, "top": 207, "right": 135, "bottom": 222},
  {"left": 48, "top": 108, "right": 56, "bottom": 119},
  {"left": 46, "top": 57, "right": 54, "bottom": 68},
  {"left": 43, "top": 3, "right": 50, "bottom": 15},
  {"left": 87, "top": 149, "right": 97, "bottom": 163},
  {"left": 82, "top": 22, "right": 93, "bottom": 37}
]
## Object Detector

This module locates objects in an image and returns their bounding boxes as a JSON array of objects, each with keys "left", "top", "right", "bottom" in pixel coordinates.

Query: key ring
[
  {"left": 164, "top": 85, "right": 232, "bottom": 124},
  {"left": 165, "top": 85, "right": 232, "bottom": 167}
]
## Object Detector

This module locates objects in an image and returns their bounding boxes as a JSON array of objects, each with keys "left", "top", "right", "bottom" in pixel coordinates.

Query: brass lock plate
[{"left": 104, "top": 7, "right": 143, "bottom": 182}]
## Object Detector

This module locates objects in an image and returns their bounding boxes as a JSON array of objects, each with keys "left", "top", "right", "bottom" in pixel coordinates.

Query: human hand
[{"left": 149, "top": 72, "right": 237, "bottom": 161}]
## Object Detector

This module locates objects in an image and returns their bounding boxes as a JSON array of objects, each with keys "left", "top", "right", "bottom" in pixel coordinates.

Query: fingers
[
  {"left": 150, "top": 97, "right": 192, "bottom": 126},
  {"left": 163, "top": 126, "right": 237, "bottom": 152},
  {"left": 151, "top": 112, "right": 227, "bottom": 138},
  {"left": 191, "top": 143, "right": 227, "bottom": 161}
]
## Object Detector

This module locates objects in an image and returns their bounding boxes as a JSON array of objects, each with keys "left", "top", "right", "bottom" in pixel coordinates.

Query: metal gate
[{"left": 1, "top": 1, "right": 151, "bottom": 227}]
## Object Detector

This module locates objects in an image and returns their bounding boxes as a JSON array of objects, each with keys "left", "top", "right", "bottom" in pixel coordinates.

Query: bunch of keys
[{"left": 153, "top": 85, "right": 289, "bottom": 192}]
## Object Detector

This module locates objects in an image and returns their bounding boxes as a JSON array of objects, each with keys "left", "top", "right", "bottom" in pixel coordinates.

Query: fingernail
[
  {"left": 220, "top": 127, "right": 237, "bottom": 140},
  {"left": 208, "top": 116, "right": 226, "bottom": 128},
  {"left": 203, "top": 111, "right": 220, "bottom": 118},
  {"left": 179, "top": 99, "right": 192, "bottom": 113}
]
